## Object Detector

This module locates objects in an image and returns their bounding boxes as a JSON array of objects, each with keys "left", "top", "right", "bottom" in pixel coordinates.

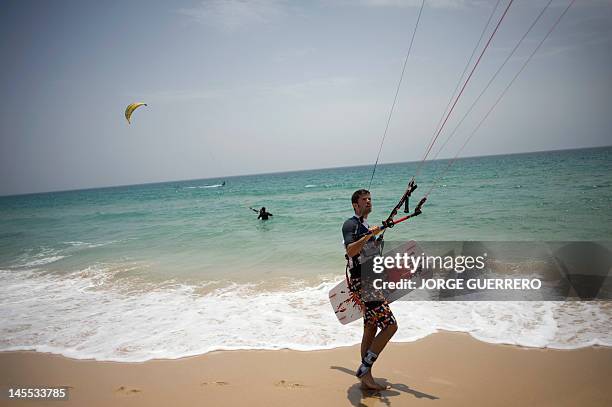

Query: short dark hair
[{"left": 351, "top": 189, "right": 370, "bottom": 204}]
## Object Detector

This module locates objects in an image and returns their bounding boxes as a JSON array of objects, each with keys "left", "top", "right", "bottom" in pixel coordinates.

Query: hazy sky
[{"left": 1, "top": 0, "right": 611, "bottom": 195}]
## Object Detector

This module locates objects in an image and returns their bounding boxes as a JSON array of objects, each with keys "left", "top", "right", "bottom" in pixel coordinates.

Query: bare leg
[
  {"left": 369, "top": 323, "right": 397, "bottom": 355},
  {"left": 361, "top": 324, "right": 377, "bottom": 358},
  {"left": 360, "top": 324, "right": 398, "bottom": 390},
  {"left": 360, "top": 324, "right": 384, "bottom": 390}
]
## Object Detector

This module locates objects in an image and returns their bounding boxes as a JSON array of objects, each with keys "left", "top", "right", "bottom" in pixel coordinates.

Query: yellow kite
[{"left": 125, "top": 102, "right": 147, "bottom": 124}]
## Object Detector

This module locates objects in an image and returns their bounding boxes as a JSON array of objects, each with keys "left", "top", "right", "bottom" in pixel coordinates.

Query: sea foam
[{"left": 1, "top": 267, "right": 610, "bottom": 362}]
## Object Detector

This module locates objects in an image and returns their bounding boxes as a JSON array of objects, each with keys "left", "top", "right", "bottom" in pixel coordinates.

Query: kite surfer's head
[
  {"left": 260, "top": 207, "right": 266, "bottom": 212},
  {"left": 351, "top": 189, "right": 371, "bottom": 217}
]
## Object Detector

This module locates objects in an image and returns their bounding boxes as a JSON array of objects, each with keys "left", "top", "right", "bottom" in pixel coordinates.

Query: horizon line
[{"left": 1, "top": 144, "right": 610, "bottom": 198}]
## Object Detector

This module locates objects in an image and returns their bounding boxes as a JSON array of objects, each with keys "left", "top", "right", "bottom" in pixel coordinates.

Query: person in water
[
  {"left": 256, "top": 207, "right": 273, "bottom": 220},
  {"left": 342, "top": 189, "right": 397, "bottom": 391}
]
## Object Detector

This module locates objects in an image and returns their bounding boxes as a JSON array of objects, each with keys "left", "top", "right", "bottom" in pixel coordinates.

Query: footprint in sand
[
  {"left": 201, "top": 381, "right": 229, "bottom": 386},
  {"left": 275, "top": 380, "right": 304, "bottom": 389},
  {"left": 115, "top": 386, "right": 142, "bottom": 395}
]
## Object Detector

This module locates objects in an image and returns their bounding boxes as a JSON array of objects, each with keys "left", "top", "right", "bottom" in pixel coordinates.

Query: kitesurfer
[
  {"left": 251, "top": 207, "right": 273, "bottom": 220},
  {"left": 342, "top": 189, "right": 397, "bottom": 391}
]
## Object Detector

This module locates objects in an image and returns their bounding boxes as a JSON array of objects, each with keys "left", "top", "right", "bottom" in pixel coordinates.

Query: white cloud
[{"left": 178, "top": 0, "right": 288, "bottom": 32}]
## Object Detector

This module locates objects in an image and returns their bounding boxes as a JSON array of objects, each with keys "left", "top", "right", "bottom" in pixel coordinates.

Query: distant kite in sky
[{"left": 125, "top": 102, "right": 147, "bottom": 124}]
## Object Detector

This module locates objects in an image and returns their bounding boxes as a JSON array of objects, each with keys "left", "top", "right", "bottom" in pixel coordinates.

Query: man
[
  {"left": 255, "top": 207, "right": 272, "bottom": 220},
  {"left": 342, "top": 189, "right": 397, "bottom": 391}
]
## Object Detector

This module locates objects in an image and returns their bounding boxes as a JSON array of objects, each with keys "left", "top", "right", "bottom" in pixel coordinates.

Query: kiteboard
[{"left": 329, "top": 240, "right": 429, "bottom": 325}]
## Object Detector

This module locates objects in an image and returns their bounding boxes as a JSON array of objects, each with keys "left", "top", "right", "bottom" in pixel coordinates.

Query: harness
[{"left": 344, "top": 216, "right": 383, "bottom": 287}]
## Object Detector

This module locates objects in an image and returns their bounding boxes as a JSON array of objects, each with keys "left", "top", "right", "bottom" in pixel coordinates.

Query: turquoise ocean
[{"left": 1, "top": 147, "right": 611, "bottom": 361}]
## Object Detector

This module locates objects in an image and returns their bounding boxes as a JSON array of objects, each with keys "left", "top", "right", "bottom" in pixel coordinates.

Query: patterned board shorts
[{"left": 348, "top": 275, "right": 397, "bottom": 330}]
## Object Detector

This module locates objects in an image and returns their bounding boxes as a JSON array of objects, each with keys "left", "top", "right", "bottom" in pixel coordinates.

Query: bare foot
[{"left": 360, "top": 372, "right": 387, "bottom": 391}]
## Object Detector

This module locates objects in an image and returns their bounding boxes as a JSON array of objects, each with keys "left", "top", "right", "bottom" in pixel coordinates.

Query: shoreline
[
  {"left": 2, "top": 327, "right": 612, "bottom": 364},
  {"left": 2, "top": 332, "right": 611, "bottom": 406}
]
